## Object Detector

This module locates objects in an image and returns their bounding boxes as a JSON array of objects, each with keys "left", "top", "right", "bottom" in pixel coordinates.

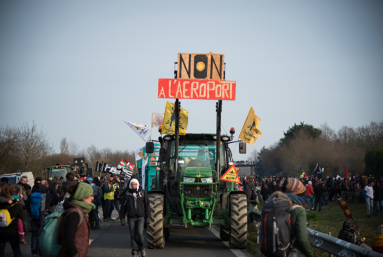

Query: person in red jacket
[{"left": 305, "top": 181, "right": 314, "bottom": 211}]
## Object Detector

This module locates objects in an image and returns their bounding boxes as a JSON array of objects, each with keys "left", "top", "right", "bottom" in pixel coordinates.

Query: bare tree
[
  {"left": 0, "top": 126, "right": 20, "bottom": 174},
  {"left": 68, "top": 141, "right": 79, "bottom": 155},
  {"left": 18, "top": 122, "right": 53, "bottom": 172},
  {"left": 60, "top": 137, "right": 69, "bottom": 154}
]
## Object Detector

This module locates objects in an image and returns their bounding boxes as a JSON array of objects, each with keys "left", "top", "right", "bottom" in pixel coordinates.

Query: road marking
[{"left": 208, "top": 227, "right": 248, "bottom": 257}]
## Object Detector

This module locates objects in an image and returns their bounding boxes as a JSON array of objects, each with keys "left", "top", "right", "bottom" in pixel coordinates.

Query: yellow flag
[
  {"left": 239, "top": 107, "right": 262, "bottom": 145},
  {"left": 161, "top": 101, "right": 189, "bottom": 135}
]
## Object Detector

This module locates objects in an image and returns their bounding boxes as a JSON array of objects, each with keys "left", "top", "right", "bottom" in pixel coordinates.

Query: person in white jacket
[{"left": 363, "top": 180, "right": 375, "bottom": 218}]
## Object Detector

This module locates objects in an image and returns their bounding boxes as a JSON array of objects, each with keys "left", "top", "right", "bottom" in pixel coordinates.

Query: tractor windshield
[
  {"left": 169, "top": 140, "right": 226, "bottom": 171},
  {"left": 48, "top": 167, "right": 69, "bottom": 180}
]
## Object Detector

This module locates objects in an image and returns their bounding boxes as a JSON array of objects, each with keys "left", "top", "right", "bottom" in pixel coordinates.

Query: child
[{"left": 0, "top": 185, "right": 27, "bottom": 245}]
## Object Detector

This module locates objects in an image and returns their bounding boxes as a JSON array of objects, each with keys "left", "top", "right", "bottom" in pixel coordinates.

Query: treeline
[
  {"left": 251, "top": 121, "right": 383, "bottom": 177},
  {"left": 0, "top": 122, "right": 135, "bottom": 177}
]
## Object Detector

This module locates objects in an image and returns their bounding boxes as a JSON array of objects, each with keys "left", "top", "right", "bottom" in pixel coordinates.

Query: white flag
[
  {"left": 124, "top": 121, "right": 151, "bottom": 141},
  {"left": 152, "top": 113, "right": 164, "bottom": 127},
  {"left": 134, "top": 149, "right": 147, "bottom": 161}
]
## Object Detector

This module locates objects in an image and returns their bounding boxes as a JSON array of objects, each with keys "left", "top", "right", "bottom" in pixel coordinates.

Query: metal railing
[{"left": 252, "top": 210, "right": 383, "bottom": 257}]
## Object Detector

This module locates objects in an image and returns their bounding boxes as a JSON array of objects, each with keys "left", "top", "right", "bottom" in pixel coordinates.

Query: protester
[
  {"left": 244, "top": 176, "right": 254, "bottom": 224},
  {"left": 62, "top": 172, "right": 77, "bottom": 196},
  {"left": 57, "top": 182, "right": 95, "bottom": 257},
  {"left": 0, "top": 185, "right": 25, "bottom": 257},
  {"left": 90, "top": 177, "right": 102, "bottom": 229},
  {"left": 373, "top": 180, "right": 382, "bottom": 216},
  {"left": 120, "top": 178, "right": 151, "bottom": 257},
  {"left": 102, "top": 175, "right": 116, "bottom": 221},
  {"left": 372, "top": 224, "right": 383, "bottom": 253},
  {"left": 363, "top": 180, "right": 374, "bottom": 218},
  {"left": 338, "top": 220, "right": 371, "bottom": 250},
  {"left": 263, "top": 178, "right": 314, "bottom": 257},
  {"left": 261, "top": 182, "right": 268, "bottom": 201},
  {"left": 313, "top": 181, "right": 326, "bottom": 212},
  {"left": 305, "top": 181, "right": 314, "bottom": 211},
  {"left": 31, "top": 177, "right": 42, "bottom": 193}
]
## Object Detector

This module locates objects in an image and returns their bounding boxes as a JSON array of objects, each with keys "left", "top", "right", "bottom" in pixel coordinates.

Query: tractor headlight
[
  {"left": 183, "top": 177, "right": 196, "bottom": 183},
  {"left": 201, "top": 177, "right": 213, "bottom": 183}
]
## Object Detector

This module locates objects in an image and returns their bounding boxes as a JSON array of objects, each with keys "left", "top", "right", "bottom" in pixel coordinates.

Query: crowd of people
[
  {"left": 0, "top": 172, "right": 149, "bottom": 257},
  {"left": 239, "top": 173, "right": 383, "bottom": 255},
  {"left": 0, "top": 171, "right": 382, "bottom": 257}
]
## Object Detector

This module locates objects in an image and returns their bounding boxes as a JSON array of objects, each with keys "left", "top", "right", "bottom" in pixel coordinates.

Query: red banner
[{"left": 158, "top": 78, "right": 236, "bottom": 101}]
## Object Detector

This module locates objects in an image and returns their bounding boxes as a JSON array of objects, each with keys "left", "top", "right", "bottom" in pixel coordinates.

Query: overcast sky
[{"left": 1, "top": 0, "right": 382, "bottom": 161}]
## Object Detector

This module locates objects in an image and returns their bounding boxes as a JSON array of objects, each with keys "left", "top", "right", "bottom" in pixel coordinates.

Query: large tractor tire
[
  {"left": 147, "top": 194, "right": 165, "bottom": 249},
  {"left": 220, "top": 225, "right": 230, "bottom": 241},
  {"left": 229, "top": 194, "right": 248, "bottom": 249}
]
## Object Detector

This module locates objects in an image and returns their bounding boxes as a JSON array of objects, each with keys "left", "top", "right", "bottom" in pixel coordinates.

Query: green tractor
[{"left": 145, "top": 100, "right": 247, "bottom": 249}]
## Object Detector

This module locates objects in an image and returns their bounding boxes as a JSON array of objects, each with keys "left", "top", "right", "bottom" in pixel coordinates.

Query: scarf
[
  {"left": 70, "top": 182, "right": 95, "bottom": 214},
  {"left": 70, "top": 199, "right": 95, "bottom": 214},
  {"left": 11, "top": 195, "right": 20, "bottom": 201}
]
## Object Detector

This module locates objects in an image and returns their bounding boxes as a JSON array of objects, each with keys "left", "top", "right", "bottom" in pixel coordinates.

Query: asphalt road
[{"left": 2, "top": 210, "right": 252, "bottom": 257}]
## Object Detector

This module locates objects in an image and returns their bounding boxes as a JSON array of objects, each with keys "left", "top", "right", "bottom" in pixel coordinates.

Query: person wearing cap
[
  {"left": 120, "top": 178, "right": 151, "bottom": 257},
  {"left": 267, "top": 178, "right": 314, "bottom": 257},
  {"left": 58, "top": 182, "right": 95, "bottom": 257}
]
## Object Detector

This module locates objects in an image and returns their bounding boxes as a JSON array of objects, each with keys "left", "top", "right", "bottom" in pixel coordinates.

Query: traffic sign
[{"left": 220, "top": 164, "right": 241, "bottom": 184}]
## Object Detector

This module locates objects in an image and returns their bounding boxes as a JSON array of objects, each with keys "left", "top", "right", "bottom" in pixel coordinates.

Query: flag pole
[{"left": 149, "top": 112, "right": 153, "bottom": 142}]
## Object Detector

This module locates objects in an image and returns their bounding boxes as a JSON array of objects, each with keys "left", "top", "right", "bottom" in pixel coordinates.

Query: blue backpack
[
  {"left": 38, "top": 207, "right": 82, "bottom": 257},
  {"left": 29, "top": 192, "right": 47, "bottom": 220}
]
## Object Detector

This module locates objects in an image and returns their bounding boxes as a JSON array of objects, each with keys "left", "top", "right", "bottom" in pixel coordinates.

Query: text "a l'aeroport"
[{"left": 158, "top": 78, "right": 236, "bottom": 101}]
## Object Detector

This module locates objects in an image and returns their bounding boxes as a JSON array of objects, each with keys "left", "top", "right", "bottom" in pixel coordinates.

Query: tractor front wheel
[
  {"left": 229, "top": 194, "right": 248, "bottom": 249},
  {"left": 147, "top": 194, "right": 165, "bottom": 249}
]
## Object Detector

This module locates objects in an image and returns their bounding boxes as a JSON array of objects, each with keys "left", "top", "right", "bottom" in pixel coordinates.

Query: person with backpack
[
  {"left": 26, "top": 182, "right": 55, "bottom": 257},
  {"left": 57, "top": 182, "right": 95, "bottom": 257},
  {"left": 119, "top": 178, "right": 151, "bottom": 257},
  {"left": 259, "top": 178, "right": 314, "bottom": 257},
  {"left": 0, "top": 185, "right": 25, "bottom": 257}
]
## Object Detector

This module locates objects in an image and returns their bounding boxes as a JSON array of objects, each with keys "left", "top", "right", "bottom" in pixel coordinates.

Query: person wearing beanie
[
  {"left": 266, "top": 178, "right": 314, "bottom": 257},
  {"left": 31, "top": 177, "right": 42, "bottom": 193},
  {"left": 305, "top": 181, "right": 314, "bottom": 211},
  {"left": 372, "top": 224, "right": 383, "bottom": 253},
  {"left": 58, "top": 182, "right": 95, "bottom": 257},
  {"left": 119, "top": 178, "right": 151, "bottom": 257}
]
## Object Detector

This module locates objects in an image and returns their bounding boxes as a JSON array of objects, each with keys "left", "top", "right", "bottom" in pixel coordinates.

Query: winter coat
[
  {"left": 261, "top": 185, "right": 269, "bottom": 201},
  {"left": 314, "top": 184, "right": 326, "bottom": 199},
  {"left": 244, "top": 182, "right": 253, "bottom": 203},
  {"left": 373, "top": 184, "right": 383, "bottom": 201},
  {"left": 58, "top": 200, "right": 90, "bottom": 257},
  {"left": 338, "top": 220, "right": 362, "bottom": 246},
  {"left": 119, "top": 189, "right": 151, "bottom": 219},
  {"left": 305, "top": 184, "right": 314, "bottom": 197},
  {"left": 0, "top": 200, "right": 25, "bottom": 242},
  {"left": 268, "top": 191, "right": 314, "bottom": 257}
]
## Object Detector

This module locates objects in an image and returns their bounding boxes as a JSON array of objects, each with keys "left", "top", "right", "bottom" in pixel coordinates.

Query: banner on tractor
[
  {"left": 220, "top": 164, "right": 241, "bottom": 184},
  {"left": 239, "top": 107, "right": 262, "bottom": 145},
  {"left": 161, "top": 101, "right": 189, "bottom": 135},
  {"left": 158, "top": 79, "right": 236, "bottom": 101}
]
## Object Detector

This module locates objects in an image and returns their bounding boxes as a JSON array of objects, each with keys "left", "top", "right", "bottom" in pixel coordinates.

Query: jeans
[
  {"left": 110, "top": 200, "right": 120, "bottom": 215},
  {"left": 314, "top": 197, "right": 323, "bottom": 212},
  {"left": 93, "top": 198, "right": 101, "bottom": 225},
  {"left": 128, "top": 217, "right": 145, "bottom": 254},
  {"left": 30, "top": 219, "right": 40, "bottom": 255},
  {"left": 103, "top": 199, "right": 113, "bottom": 219},
  {"left": 322, "top": 194, "right": 328, "bottom": 204},
  {"left": 366, "top": 197, "right": 374, "bottom": 216},
  {"left": 0, "top": 236, "right": 22, "bottom": 257},
  {"left": 374, "top": 200, "right": 382, "bottom": 215},
  {"left": 305, "top": 196, "right": 313, "bottom": 209}
]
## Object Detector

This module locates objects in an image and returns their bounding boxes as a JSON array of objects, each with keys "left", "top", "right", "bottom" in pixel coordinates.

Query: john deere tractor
[{"left": 145, "top": 100, "right": 248, "bottom": 249}]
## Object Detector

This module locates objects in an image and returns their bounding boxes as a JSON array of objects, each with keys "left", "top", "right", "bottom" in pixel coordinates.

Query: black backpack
[{"left": 258, "top": 198, "right": 296, "bottom": 257}]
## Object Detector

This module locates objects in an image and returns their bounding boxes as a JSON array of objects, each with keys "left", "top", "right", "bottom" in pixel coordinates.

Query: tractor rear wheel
[
  {"left": 229, "top": 194, "right": 248, "bottom": 249},
  {"left": 147, "top": 194, "right": 165, "bottom": 249}
]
